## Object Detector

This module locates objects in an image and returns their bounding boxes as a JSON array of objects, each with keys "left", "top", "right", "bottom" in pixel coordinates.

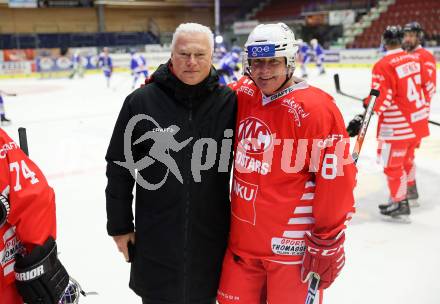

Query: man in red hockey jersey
[
  {"left": 348, "top": 26, "right": 430, "bottom": 220},
  {"left": 402, "top": 21, "right": 437, "bottom": 206},
  {"left": 217, "top": 23, "right": 357, "bottom": 304},
  {"left": 0, "top": 128, "right": 71, "bottom": 304}
]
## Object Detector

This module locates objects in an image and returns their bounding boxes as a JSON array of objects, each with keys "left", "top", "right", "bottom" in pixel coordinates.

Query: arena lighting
[{"left": 215, "top": 35, "right": 224, "bottom": 44}]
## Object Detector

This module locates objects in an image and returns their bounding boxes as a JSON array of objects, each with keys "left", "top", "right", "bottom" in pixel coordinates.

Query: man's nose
[{"left": 187, "top": 54, "right": 197, "bottom": 65}]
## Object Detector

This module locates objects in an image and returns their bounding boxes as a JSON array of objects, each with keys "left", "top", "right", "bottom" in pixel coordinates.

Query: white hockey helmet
[{"left": 244, "top": 23, "right": 299, "bottom": 74}]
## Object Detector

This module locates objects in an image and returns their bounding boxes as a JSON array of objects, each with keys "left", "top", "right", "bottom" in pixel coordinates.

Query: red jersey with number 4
[
  {"left": 414, "top": 46, "right": 437, "bottom": 103},
  {"left": 371, "top": 48, "right": 429, "bottom": 142},
  {"left": 0, "top": 128, "right": 56, "bottom": 304},
  {"left": 227, "top": 77, "right": 356, "bottom": 263}
]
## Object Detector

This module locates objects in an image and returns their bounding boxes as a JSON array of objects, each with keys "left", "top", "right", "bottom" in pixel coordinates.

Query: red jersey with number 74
[
  {"left": 227, "top": 77, "right": 357, "bottom": 264},
  {"left": 370, "top": 48, "right": 430, "bottom": 142},
  {"left": 0, "top": 128, "right": 56, "bottom": 304}
]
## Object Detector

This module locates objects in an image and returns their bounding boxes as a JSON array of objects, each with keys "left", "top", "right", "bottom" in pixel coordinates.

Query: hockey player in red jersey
[
  {"left": 0, "top": 128, "right": 71, "bottom": 304},
  {"left": 402, "top": 21, "right": 437, "bottom": 206},
  {"left": 403, "top": 22, "right": 437, "bottom": 104},
  {"left": 217, "top": 23, "right": 357, "bottom": 304},
  {"left": 347, "top": 26, "right": 430, "bottom": 220}
]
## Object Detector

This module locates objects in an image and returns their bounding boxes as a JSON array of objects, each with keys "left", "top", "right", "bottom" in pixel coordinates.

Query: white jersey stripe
[
  {"left": 294, "top": 206, "right": 313, "bottom": 214},
  {"left": 1, "top": 185, "right": 10, "bottom": 197},
  {"left": 4, "top": 262, "right": 15, "bottom": 276},
  {"left": 305, "top": 181, "right": 315, "bottom": 188},
  {"left": 301, "top": 193, "right": 315, "bottom": 200},
  {"left": 380, "top": 122, "right": 410, "bottom": 128},
  {"left": 383, "top": 117, "right": 406, "bottom": 123},
  {"left": 393, "top": 128, "right": 413, "bottom": 134},
  {"left": 380, "top": 133, "right": 416, "bottom": 140},
  {"left": 383, "top": 111, "right": 403, "bottom": 117},
  {"left": 283, "top": 230, "right": 309, "bottom": 238},
  {"left": 3, "top": 227, "right": 15, "bottom": 242},
  {"left": 288, "top": 217, "right": 315, "bottom": 225}
]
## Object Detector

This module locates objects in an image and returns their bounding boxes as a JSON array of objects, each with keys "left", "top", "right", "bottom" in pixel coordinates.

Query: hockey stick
[
  {"left": 352, "top": 89, "right": 380, "bottom": 163},
  {"left": 18, "top": 127, "right": 29, "bottom": 156},
  {"left": 334, "top": 73, "right": 440, "bottom": 126},
  {"left": 305, "top": 273, "right": 320, "bottom": 304},
  {"left": 0, "top": 90, "right": 17, "bottom": 97},
  {"left": 305, "top": 89, "right": 380, "bottom": 304},
  {"left": 428, "top": 120, "right": 440, "bottom": 126},
  {"left": 333, "top": 74, "right": 363, "bottom": 101}
]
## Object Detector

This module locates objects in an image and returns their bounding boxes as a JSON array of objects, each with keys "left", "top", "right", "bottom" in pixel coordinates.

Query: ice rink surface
[{"left": 1, "top": 66, "right": 439, "bottom": 303}]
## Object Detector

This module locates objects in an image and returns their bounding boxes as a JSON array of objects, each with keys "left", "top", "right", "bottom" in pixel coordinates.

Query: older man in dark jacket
[{"left": 105, "top": 23, "right": 237, "bottom": 304}]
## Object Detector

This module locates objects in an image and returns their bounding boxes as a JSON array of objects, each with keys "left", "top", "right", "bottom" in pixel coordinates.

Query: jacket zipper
[{"left": 183, "top": 104, "right": 193, "bottom": 304}]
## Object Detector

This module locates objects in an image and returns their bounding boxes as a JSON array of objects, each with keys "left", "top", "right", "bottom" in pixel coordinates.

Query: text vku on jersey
[{"left": 232, "top": 178, "right": 258, "bottom": 202}]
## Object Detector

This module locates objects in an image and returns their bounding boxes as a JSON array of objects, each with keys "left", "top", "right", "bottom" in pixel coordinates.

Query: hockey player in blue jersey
[
  {"left": 98, "top": 47, "right": 113, "bottom": 87},
  {"left": 217, "top": 46, "right": 241, "bottom": 85},
  {"left": 130, "top": 51, "right": 149, "bottom": 89},
  {"left": 310, "top": 38, "right": 326, "bottom": 75},
  {"left": 297, "top": 39, "right": 311, "bottom": 78},
  {"left": 69, "top": 51, "right": 85, "bottom": 79},
  {"left": 0, "top": 90, "right": 15, "bottom": 125}
]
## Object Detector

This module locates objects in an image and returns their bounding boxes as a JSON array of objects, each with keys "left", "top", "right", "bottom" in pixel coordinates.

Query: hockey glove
[
  {"left": 346, "top": 114, "right": 364, "bottom": 137},
  {"left": 301, "top": 232, "right": 345, "bottom": 290},
  {"left": 14, "top": 236, "right": 70, "bottom": 304}
]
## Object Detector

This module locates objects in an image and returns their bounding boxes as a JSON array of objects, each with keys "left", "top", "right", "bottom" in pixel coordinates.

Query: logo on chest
[
  {"left": 280, "top": 98, "right": 310, "bottom": 127},
  {"left": 238, "top": 117, "right": 273, "bottom": 154}
]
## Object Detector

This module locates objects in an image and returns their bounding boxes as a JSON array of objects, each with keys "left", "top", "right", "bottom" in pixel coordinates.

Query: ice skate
[
  {"left": 0, "top": 115, "right": 11, "bottom": 126},
  {"left": 407, "top": 183, "right": 419, "bottom": 207},
  {"left": 380, "top": 199, "right": 411, "bottom": 223}
]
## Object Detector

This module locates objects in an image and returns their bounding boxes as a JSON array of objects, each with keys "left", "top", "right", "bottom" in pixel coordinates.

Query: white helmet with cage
[{"left": 243, "top": 22, "right": 299, "bottom": 75}]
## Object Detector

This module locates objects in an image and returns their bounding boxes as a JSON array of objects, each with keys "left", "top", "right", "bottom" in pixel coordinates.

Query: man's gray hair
[{"left": 171, "top": 23, "right": 214, "bottom": 53}]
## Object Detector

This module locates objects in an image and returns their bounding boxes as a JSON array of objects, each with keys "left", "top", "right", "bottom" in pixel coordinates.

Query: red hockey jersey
[
  {"left": 370, "top": 49, "right": 430, "bottom": 141},
  {"left": 414, "top": 46, "right": 437, "bottom": 103},
  {"left": 228, "top": 77, "right": 356, "bottom": 263},
  {"left": 0, "top": 128, "right": 56, "bottom": 304}
]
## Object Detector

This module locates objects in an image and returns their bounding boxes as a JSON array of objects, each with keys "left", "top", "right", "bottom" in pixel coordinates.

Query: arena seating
[
  {"left": 0, "top": 32, "right": 159, "bottom": 49},
  {"left": 350, "top": 0, "right": 440, "bottom": 48},
  {"left": 253, "top": 0, "right": 375, "bottom": 21}
]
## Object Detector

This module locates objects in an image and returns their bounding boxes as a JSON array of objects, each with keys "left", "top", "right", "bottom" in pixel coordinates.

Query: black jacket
[{"left": 105, "top": 62, "right": 236, "bottom": 304}]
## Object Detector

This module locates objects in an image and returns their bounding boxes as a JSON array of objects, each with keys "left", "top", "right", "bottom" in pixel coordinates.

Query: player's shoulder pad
[
  {"left": 420, "top": 48, "right": 436, "bottom": 61},
  {"left": 293, "top": 84, "right": 335, "bottom": 112},
  {"left": 290, "top": 84, "right": 342, "bottom": 127}
]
